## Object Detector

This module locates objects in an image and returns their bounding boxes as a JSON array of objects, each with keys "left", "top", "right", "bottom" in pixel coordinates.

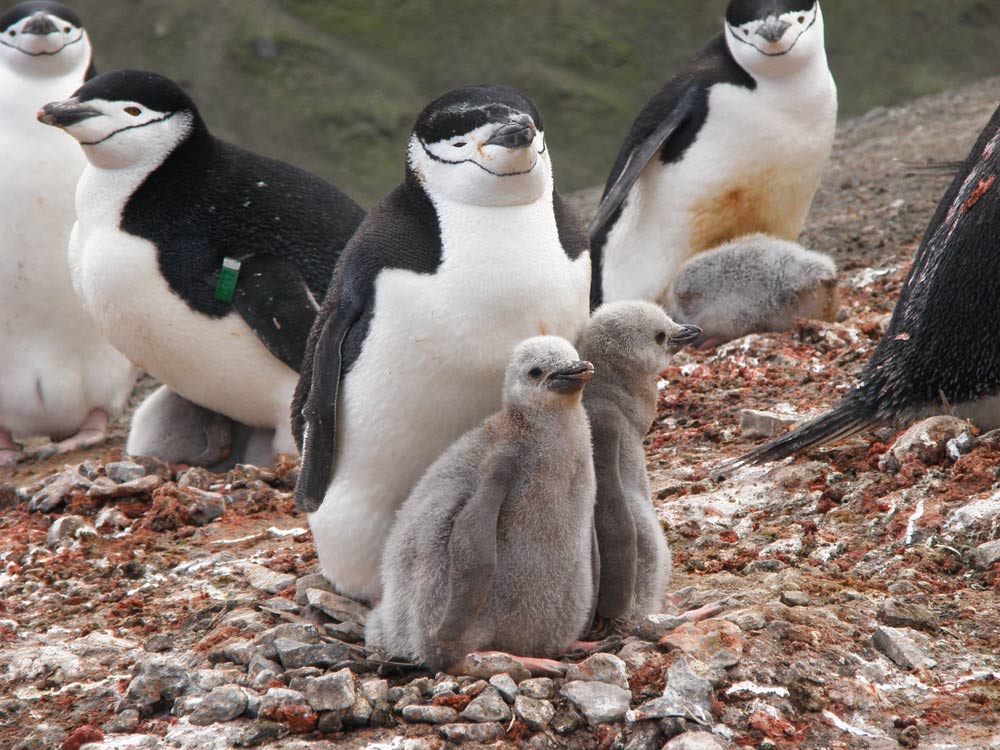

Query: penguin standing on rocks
[
  {"left": 38, "top": 69, "right": 365, "bottom": 468},
  {"left": 589, "top": 0, "right": 836, "bottom": 308},
  {"left": 667, "top": 234, "right": 840, "bottom": 349},
  {"left": 0, "top": 1, "right": 135, "bottom": 465},
  {"left": 367, "top": 337, "right": 597, "bottom": 674},
  {"left": 713, "top": 103, "right": 1000, "bottom": 478},
  {"left": 293, "top": 85, "right": 592, "bottom": 600},
  {"left": 580, "top": 302, "right": 700, "bottom": 623}
]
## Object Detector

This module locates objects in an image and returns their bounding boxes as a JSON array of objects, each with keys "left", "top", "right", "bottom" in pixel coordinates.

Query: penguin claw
[{"left": 33, "top": 408, "right": 111, "bottom": 459}]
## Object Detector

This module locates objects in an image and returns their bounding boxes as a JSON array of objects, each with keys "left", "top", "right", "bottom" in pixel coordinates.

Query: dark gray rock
[
  {"left": 184, "top": 488, "right": 226, "bottom": 526},
  {"left": 518, "top": 677, "right": 556, "bottom": 699},
  {"left": 462, "top": 652, "right": 531, "bottom": 682},
  {"left": 666, "top": 655, "right": 714, "bottom": 715},
  {"left": 971, "top": 540, "right": 1000, "bottom": 570},
  {"left": 461, "top": 686, "right": 512, "bottom": 722},
  {"left": 106, "top": 461, "right": 147, "bottom": 484},
  {"left": 879, "top": 598, "right": 940, "bottom": 633},
  {"left": 46, "top": 515, "right": 94, "bottom": 548},
  {"left": 402, "top": 704, "right": 460, "bottom": 724},
  {"left": 29, "top": 470, "right": 90, "bottom": 512},
  {"left": 514, "top": 695, "right": 554, "bottom": 730},
  {"left": 438, "top": 722, "right": 505, "bottom": 743},
  {"left": 624, "top": 721, "right": 664, "bottom": 750},
  {"left": 304, "top": 668, "right": 355, "bottom": 712},
  {"left": 489, "top": 673, "right": 518, "bottom": 703},
  {"left": 633, "top": 613, "right": 690, "bottom": 641},
  {"left": 560, "top": 680, "right": 631, "bottom": 726},
  {"left": 550, "top": 701, "right": 585, "bottom": 734},
  {"left": 306, "top": 589, "right": 369, "bottom": 624},
  {"left": 873, "top": 626, "right": 936, "bottom": 670},
  {"left": 244, "top": 564, "right": 296, "bottom": 594},
  {"left": 294, "top": 574, "right": 333, "bottom": 605},
  {"left": 189, "top": 685, "right": 248, "bottom": 724},
  {"left": 234, "top": 720, "right": 289, "bottom": 747},
  {"left": 122, "top": 658, "right": 197, "bottom": 717},
  {"left": 274, "top": 638, "right": 352, "bottom": 670},
  {"left": 780, "top": 590, "right": 811, "bottom": 607}
]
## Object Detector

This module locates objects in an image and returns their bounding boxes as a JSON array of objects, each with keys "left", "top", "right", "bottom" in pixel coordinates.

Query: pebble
[
  {"left": 143, "top": 635, "right": 173, "bottom": 653},
  {"left": 633, "top": 613, "right": 691, "bottom": 641},
  {"left": 304, "top": 668, "right": 355, "bottom": 712},
  {"left": 95, "top": 506, "right": 131, "bottom": 530},
  {"left": 244, "top": 564, "right": 296, "bottom": 594},
  {"left": 660, "top": 620, "right": 745, "bottom": 669},
  {"left": 234, "top": 720, "right": 289, "bottom": 747},
  {"left": 104, "top": 708, "right": 141, "bottom": 733},
  {"left": 488, "top": 673, "right": 518, "bottom": 702},
  {"left": 274, "top": 639, "right": 352, "bottom": 670},
  {"left": 401, "top": 704, "right": 459, "bottom": 724},
  {"left": 177, "top": 467, "right": 218, "bottom": 490},
  {"left": 739, "top": 409, "right": 799, "bottom": 439},
  {"left": 390, "top": 686, "right": 423, "bottom": 712},
  {"left": 257, "top": 688, "right": 317, "bottom": 732},
  {"left": 723, "top": 609, "right": 767, "bottom": 632},
  {"left": 624, "top": 721, "right": 664, "bottom": 750},
  {"left": 879, "top": 599, "right": 940, "bottom": 633},
  {"left": 438, "top": 722, "right": 505, "bottom": 743},
  {"left": 121, "top": 657, "right": 197, "bottom": 716},
  {"left": 560, "top": 680, "right": 631, "bottom": 726},
  {"left": 627, "top": 693, "right": 711, "bottom": 726},
  {"left": 293, "top": 575, "right": 333, "bottom": 605},
  {"left": 873, "top": 626, "right": 936, "bottom": 671},
  {"left": 105, "top": 461, "right": 147, "bottom": 484},
  {"left": 88, "top": 474, "right": 161, "bottom": 499},
  {"left": 566, "top": 653, "right": 629, "bottom": 690},
  {"left": 514, "top": 695, "right": 554, "bottom": 730},
  {"left": 462, "top": 652, "right": 531, "bottom": 683},
  {"left": 46, "top": 515, "right": 95, "bottom": 548},
  {"left": 518, "top": 677, "right": 556, "bottom": 699},
  {"left": 971, "top": 540, "right": 1000, "bottom": 569},
  {"left": 780, "top": 590, "right": 811, "bottom": 607},
  {"left": 617, "top": 640, "right": 662, "bottom": 670},
  {"left": 188, "top": 685, "right": 248, "bottom": 725},
  {"left": 550, "top": 701, "right": 585, "bottom": 734},
  {"left": 183, "top": 488, "right": 226, "bottom": 526},
  {"left": 662, "top": 732, "right": 729, "bottom": 750},
  {"left": 667, "top": 655, "right": 715, "bottom": 713},
  {"left": 305, "top": 588, "right": 369, "bottom": 624},
  {"left": 255, "top": 623, "right": 320, "bottom": 647},
  {"left": 29, "top": 469, "right": 90, "bottom": 512},
  {"left": 461, "top": 686, "right": 511, "bottom": 722},
  {"left": 890, "top": 416, "right": 970, "bottom": 466}
]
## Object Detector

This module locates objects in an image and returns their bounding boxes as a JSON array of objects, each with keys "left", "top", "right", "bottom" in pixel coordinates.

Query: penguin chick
[
  {"left": 367, "top": 336, "right": 597, "bottom": 674},
  {"left": 0, "top": 2, "right": 135, "bottom": 464},
  {"left": 125, "top": 386, "right": 234, "bottom": 469},
  {"left": 713, "top": 102, "right": 1000, "bottom": 479},
  {"left": 579, "top": 302, "right": 700, "bottom": 623},
  {"left": 666, "top": 233, "right": 839, "bottom": 348}
]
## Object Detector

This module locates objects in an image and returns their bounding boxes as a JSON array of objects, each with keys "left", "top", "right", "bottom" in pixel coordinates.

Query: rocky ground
[{"left": 3, "top": 79, "right": 1000, "bottom": 750}]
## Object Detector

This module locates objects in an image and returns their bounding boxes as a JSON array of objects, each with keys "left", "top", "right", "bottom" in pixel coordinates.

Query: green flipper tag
[{"left": 215, "top": 257, "right": 241, "bottom": 303}]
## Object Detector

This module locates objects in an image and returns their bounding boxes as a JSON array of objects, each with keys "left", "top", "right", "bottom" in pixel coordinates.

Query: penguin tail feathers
[{"left": 710, "top": 403, "right": 876, "bottom": 482}]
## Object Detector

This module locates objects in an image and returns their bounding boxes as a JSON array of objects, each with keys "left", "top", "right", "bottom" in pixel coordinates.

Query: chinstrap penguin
[
  {"left": 366, "top": 336, "right": 597, "bottom": 675},
  {"left": 38, "top": 69, "right": 365, "bottom": 468},
  {"left": 580, "top": 302, "right": 700, "bottom": 624},
  {"left": 293, "top": 84, "right": 592, "bottom": 601},
  {"left": 713, "top": 103, "right": 1000, "bottom": 479},
  {"left": 0, "top": 1, "right": 135, "bottom": 466},
  {"left": 589, "top": 0, "right": 836, "bottom": 308},
  {"left": 667, "top": 233, "right": 839, "bottom": 349}
]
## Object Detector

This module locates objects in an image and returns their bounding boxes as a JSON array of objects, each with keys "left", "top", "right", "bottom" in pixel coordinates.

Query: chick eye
[
  {"left": 124, "top": 106, "right": 142, "bottom": 117},
  {"left": 797, "top": 15, "right": 805, "bottom": 23},
  {"left": 743, "top": 27, "right": 750, "bottom": 36},
  {"left": 655, "top": 332, "right": 667, "bottom": 345},
  {"left": 528, "top": 367, "right": 543, "bottom": 379},
  {"left": 452, "top": 141, "right": 467, "bottom": 148},
  {"left": 7, "top": 30, "right": 15, "bottom": 37}
]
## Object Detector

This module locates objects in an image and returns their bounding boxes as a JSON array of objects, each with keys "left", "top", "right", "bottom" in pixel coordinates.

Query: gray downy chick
[
  {"left": 579, "top": 301, "right": 700, "bottom": 623},
  {"left": 366, "top": 336, "right": 597, "bottom": 674},
  {"left": 666, "top": 233, "right": 839, "bottom": 348}
]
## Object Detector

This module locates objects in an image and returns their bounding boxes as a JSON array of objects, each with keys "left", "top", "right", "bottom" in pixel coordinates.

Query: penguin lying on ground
[
  {"left": 667, "top": 234, "right": 839, "bottom": 349},
  {"left": 367, "top": 337, "right": 597, "bottom": 675},
  {"left": 38, "top": 69, "right": 365, "bottom": 468},
  {"left": 713, "top": 102, "right": 1000, "bottom": 479},
  {"left": 580, "top": 302, "right": 700, "bottom": 624},
  {"left": 0, "top": 1, "right": 136, "bottom": 465},
  {"left": 293, "top": 85, "right": 592, "bottom": 601},
  {"left": 589, "top": 0, "right": 836, "bottom": 308}
]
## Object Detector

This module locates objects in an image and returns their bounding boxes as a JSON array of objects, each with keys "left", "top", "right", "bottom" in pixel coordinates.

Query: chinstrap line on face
[{"left": 0, "top": 3, "right": 85, "bottom": 57}]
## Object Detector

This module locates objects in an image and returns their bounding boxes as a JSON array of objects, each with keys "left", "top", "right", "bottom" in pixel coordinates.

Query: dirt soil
[{"left": 3, "top": 78, "right": 1000, "bottom": 750}]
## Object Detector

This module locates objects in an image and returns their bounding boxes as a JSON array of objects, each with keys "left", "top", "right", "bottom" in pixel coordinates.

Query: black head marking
[
  {"left": 73, "top": 69, "right": 199, "bottom": 115},
  {"left": 0, "top": 1, "right": 83, "bottom": 31},
  {"left": 413, "top": 84, "right": 543, "bottom": 144},
  {"left": 726, "top": 0, "right": 816, "bottom": 25}
]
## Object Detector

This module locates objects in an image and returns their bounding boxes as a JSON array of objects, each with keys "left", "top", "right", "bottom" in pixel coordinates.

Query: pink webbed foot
[
  {"left": 34, "top": 408, "right": 110, "bottom": 459},
  {"left": 0, "top": 427, "right": 25, "bottom": 467},
  {"left": 680, "top": 601, "right": 727, "bottom": 622},
  {"left": 465, "top": 651, "right": 567, "bottom": 677}
]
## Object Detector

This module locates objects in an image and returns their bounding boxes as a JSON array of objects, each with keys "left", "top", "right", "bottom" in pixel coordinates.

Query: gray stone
[
  {"left": 739, "top": 409, "right": 799, "bottom": 439},
  {"left": 316, "top": 710, "right": 343, "bottom": 733},
  {"left": 873, "top": 626, "right": 936, "bottom": 670},
  {"left": 518, "top": 677, "right": 556, "bottom": 699},
  {"left": 566, "top": 652, "right": 629, "bottom": 690},
  {"left": 742, "top": 559, "right": 786, "bottom": 574},
  {"left": 390, "top": 686, "right": 423, "bottom": 712},
  {"left": 143, "top": 635, "right": 172, "bottom": 654},
  {"left": 890, "top": 416, "right": 970, "bottom": 465},
  {"left": 359, "top": 678, "right": 389, "bottom": 707},
  {"left": 626, "top": 693, "right": 711, "bottom": 725},
  {"left": 257, "top": 688, "right": 317, "bottom": 728},
  {"left": 408, "top": 676, "right": 435, "bottom": 696},
  {"left": 305, "top": 589, "right": 369, "bottom": 624},
  {"left": 255, "top": 623, "right": 321, "bottom": 647},
  {"left": 618, "top": 640, "right": 663, "bottom": 670},
  {"left": 189, "top": 685, "right": 248, "bottom": 724},
  {"left": 461, "top": 686, "right": 511, "bottom": 722},
  {"left": 259, "top": 598, "right": 299, "bottom": 616},
  {"left": 662, "top": 732, "right": 728, "bottom": 750},
  {"left": 248, "top": 653, "right": 282, "bottom": 681},
  {"left": 29, "top": 470, "right": 90, "bottom": 512},
  {"left": 344, "top": 693, "right": 372, "bottom": 727},
  {"left": 95, "top": 506, "right": 132, "bottom": 530},
  {"left": 46, "top": 515, "right": 95, "bottom": 548},
  {"left": 633, "top": 613, "right": 690, "bottom": 641},
  {"left": 438, "top": 722, "right": 505, "bottom": 743},
  {"left": 780, "top": 590, "right": 811, "bottom": 607},
  {"left": 244, "top": 564, "right": 296, "bottom": 594},
  {"left": 459, "top": 679, "right": 489, "bottom": 695},
  {"left": 105, "top": 708, "right": 141, "bottom": 733},
  {"left": 87, "top": 474, "right": 161, "bottom": 498},
  {"left": 0, "top": 483, "right": 19, "bottom": 510},
  {"left": 624, "top": 721, "right": 663, "bottom": 750},
  {"left": 723, "top": 609, "right": 767, "bottom": 632},
  {"left": 294, "top": 574, "right": 333, "bottom": 605},
  {"left": 177, "top": 467, "right": 218, "bottom": 490},
  {"left": 487, "top": 673, "right": 518, "bottom": 703},
  {"left": 660, "top": 620, "right": 744, "bottom": 669},
  {"left": 401, "top": 704, "right": 460, "bottom": 724},
  {"left": 514, "top": 695, "right": 554, "bottom": 730},
  {"left": 879, "top": 599, "right": 940, "bottom": 633},
  {"left": 234, "top": 720, "right": 289, "bottom": 747},
  {"left": 323, "top": 620, "right": 364, "bottom": 643},
  {"left": 304, "top": 668, "right": 355, "bottom": 712},
  {"left": 172, "top": 694, "right": 203, "bottom": 717},
  {"left": 972, "top": 540, "right": 1000, "bottom": 569},
  {"left": 106, "top": 461, "right": 147, "bottom": 484},
  {"left": 184, "top": 488, "right": 226, "bottom": 526},
  {"left": 462, "top": 651, "right": 531, "bottom": 682},
  {"left": 560, "top": 680, "right": 631, "bottom": 726},
  {"left": 435, "top": 679, "right": 462, "bottom": 697},
  {"left": 274, "top": 639, "right": 351, "bottom": 670},
  {"left": 550, "top": 701, "right": 585, "bottom": 734},
  {"left": 122, "top": 657, "right": 197, "bottom": 717},
  {"left": 667, "top": 655, "right": 715, "bottom": 714}
]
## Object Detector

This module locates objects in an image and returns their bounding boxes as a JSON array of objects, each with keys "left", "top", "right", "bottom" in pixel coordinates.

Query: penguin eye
[
  {"left": 7, "top": 30, "right": 15, "bottom": 37},
  {"left": 655, "top": 332, "right": 667, "bottom": 345},
  {"left": 124, "top": 106, "right": 142, "bottom": 117},
  {"left": 528, "top": 367, "right": 543, "bottom": 379},
  {"left": 64, "top": 26, "right": 72, "bottom": 33},
  {"left": 797, "top": 15, "right": 805, "bottom": 23}
]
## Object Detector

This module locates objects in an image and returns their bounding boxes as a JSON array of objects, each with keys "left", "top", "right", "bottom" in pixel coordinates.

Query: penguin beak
[
  {"left": 37, "top": 99, "right": 102, "bottom": 128},
  {"left": 547, "top": 361, "right": 595, "bottom": 394},
  {"left": 756, "top": 16, "right": 791, "bottom": 44},
  {"left": 23, "top": 12, "right": 58, "bottom": 35},
  {"left": 485, "top": 115, "right": 537, "bottom": 149},
  {"left": 669, "top": 324, "right": 702, "bottom": 352}
]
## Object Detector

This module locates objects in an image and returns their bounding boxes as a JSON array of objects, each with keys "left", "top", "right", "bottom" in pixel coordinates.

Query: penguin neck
[
  {"left": 585, "top": 362, "right": 659, "bottom": 431},
  {"left": 503, "top": 399, "right": 587, "bottom": 437}
]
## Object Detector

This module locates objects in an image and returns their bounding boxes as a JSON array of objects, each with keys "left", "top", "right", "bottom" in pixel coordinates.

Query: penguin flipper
[
  {"left": 433, "top": 449, "right": 517, "bottom": 646},
  {"left": 587, "top": 85, "right": 699, "bottom": 241},
  {"left": 231, "top": 255, "right": 320, "bottom": 372},
  {"left": 293, "top": 305, "right": 360, "bottom": 513},
  {"left": 710, "top": 400, "right": 877, "bottom": 482}
]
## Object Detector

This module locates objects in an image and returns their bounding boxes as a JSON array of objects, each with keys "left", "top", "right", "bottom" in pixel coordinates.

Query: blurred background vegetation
[{"left": 72, "top": 0, "right": 999, "bottom": 206}]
